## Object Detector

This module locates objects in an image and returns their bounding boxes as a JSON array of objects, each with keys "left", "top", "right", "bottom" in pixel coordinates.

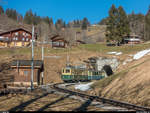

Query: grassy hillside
[
  {"left": 91, "top": 55, "right": 150, "bottom": 107},
  {"left": 1, "top": 43, "right": 150, "bottom": 56},
  {"left": 79, "top": 43, "right": 150, "bottom": 54}
]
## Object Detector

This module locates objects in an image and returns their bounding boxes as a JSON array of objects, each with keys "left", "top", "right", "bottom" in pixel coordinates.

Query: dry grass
[
  {"left": 91, "top": 55, "right": 150, "bottom": 107},
  {"left": 1, "top": 43, "right": 150, "bottom": 84},
  {"left": 0, "top": 89, "right": 104, "bottom": 111}
]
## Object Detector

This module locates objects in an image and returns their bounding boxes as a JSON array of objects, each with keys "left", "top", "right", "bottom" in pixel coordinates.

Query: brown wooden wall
[
  {"left": 13, "top": 68, "right": 41, "bottom": 85},
  {"left": 52, "top": 39, "right": 67, "bottom": 48},
  {"left": 0, "top": 30, "right": 32, "bottom": 42}
]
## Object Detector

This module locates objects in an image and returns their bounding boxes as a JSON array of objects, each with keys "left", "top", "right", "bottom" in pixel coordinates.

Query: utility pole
[
  {"left": 31, "top": 25, "right": 34, "bottom": 90},
  {"left": 41, "top": 43, "right": 44, "bottom": 85}
]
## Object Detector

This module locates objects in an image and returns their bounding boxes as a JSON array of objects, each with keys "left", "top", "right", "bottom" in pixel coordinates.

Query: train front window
[
  {"left": 66, "top": 69, "right": 70, "bottom": 73},
  {"left": 62, "top": 69, "right": 64, "bottom": 73}
]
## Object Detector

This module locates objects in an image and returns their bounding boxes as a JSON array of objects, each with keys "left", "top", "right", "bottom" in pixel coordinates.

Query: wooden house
[
  {"left": 123, "top": 34, "right": 142, "bottom": 44},
  {"left": 11, "top": 60, "right": 44, "bottom": 86},
  {"left": 50, "top": 35, "right": 68, "bottom": 48},
  {"left": 0, "top": 28, "right": 37, "bottom": 48}
]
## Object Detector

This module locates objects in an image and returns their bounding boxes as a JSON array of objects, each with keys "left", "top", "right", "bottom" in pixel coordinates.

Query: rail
[{"left": 52, "top": 83, "right": 150, "bottom": 111}]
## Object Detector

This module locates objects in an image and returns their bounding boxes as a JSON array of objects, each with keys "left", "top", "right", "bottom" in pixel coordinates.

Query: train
[{"left": 61, "top": 65, "right": 107, "bottom": 82}]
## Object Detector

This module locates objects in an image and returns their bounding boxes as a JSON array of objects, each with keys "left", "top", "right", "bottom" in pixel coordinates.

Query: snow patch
[
  {"left": 116, "top": 52, "right": 122, "bottom": 56},
  {"left": 123, "top": 59, "right": 133, "bottom": 65},
  {"left": 107, "top": 52, "right": 123, "bottom": 56},
  {"left": 107, "top": 52, "right": 117, "bottom": 54},
  {"left": 123, "top": 62, "right": 127, "bottom": 65},
  {"left": 74, "top": 82, "right": 94, "bottom": 91},
  {"left": 133, "top": 49, "right": 150, "bottom": 60}
]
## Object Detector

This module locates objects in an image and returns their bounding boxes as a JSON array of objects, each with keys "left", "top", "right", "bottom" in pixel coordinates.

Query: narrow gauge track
[
  {"left": 51, "top": 83, "right": 150, "bottom": 111},
  {"left": 0, "top": 88, "right": 33, "bottom": 96}
]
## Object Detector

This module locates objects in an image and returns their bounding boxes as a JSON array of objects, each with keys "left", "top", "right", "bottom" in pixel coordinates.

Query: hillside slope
[{"left": 92, "top": 55, "right": 150, "bottom": 107}]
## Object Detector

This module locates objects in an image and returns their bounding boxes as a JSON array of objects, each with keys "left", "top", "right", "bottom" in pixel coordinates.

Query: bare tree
[{"left": 37, "top": 21, "right": 50, "bottom": 42}]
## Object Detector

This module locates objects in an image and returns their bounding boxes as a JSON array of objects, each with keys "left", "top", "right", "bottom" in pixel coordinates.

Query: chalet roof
[
  {"left": 11, "top": 60, "right": 44, "bottom": 71},
  {"left": 0, "top": 28, "right": 32, "bottom": 36},
  {"left": 50, "top": 34, "right": 69, "bottom": 43},
  {"left": 76, "top": 40, "right": 86, "bottom": 44},
  {"left": 50, "top": 34, "right": 60, "bottom": 40},
  {"left": 124, "top": 33, "right": 139, "bottom": 38}
]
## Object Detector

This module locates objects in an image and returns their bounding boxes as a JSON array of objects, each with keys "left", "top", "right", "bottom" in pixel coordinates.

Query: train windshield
[{"left": 66, "top": 69, "right": 70, "bottom": 73}]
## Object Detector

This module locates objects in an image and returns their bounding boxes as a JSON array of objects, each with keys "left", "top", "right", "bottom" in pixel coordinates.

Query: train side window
[{"left": 66, "top": 69, "right": 70, "bottom": 73}]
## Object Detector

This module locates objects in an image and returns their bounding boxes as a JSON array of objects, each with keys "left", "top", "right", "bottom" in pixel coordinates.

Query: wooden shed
[{"left": 11, "top": 60, "right": 44, "bottom": 86}]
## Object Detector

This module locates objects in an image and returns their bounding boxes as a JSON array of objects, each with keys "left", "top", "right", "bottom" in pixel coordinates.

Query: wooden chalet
[
  {"left": 11, "top": 60, "right": 44, "bottom": 86},
  {"left": 0, "top": 28, "right": 37, "bottom": 47},
  {"left": 123, "top": 34, "right": 142, "bottom": 44},
  {"left": 50, "top": 35, "right": 68, "bottom": 48}
]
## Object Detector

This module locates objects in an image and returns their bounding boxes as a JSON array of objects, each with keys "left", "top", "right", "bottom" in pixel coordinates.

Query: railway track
[
  {"left": 0, "top": 83, "right": 150, "bottom": 111},
  {"left": 51, "top": 83, "right": 150, "bottom": 111},
  {"left": 0, "top": 88, "right": 35, "bottom": 96}
]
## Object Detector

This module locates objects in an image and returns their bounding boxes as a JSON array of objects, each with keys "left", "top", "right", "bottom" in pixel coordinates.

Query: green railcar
[{"left": 61, "top": 66, "right": 106, "bottom": 82}]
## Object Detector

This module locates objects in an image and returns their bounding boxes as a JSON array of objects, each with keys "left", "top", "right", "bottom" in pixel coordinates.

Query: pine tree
[
  {"left": 82, "top": 18, "right": 88, "bottom": 30},
  {"left": 145, "top": 6, "right": 150, "bottom": 41},
  {"left": 106, "top": 4, "right": 118, "bottom": 42},
  {"left": 55, "top": 19, "right": 63, "bottom": 30},
  {"left": 106, "top": 5, "right": 130, "bottom": 44},
  {"left": 5, "top": 8, "right": 18, "bottom": 20},
  {"left": 24, "top": 9, "right": 34, "bottom": 25},
  {"left": 0, "top": 6, "right": 4, "bottom": 15},
  {"left": 117, "top": 6, "right": 130, "bottom": 42},
  {"left": 63, "top": 21, "right": 66, "bottom": 28},
  {"left": 49, "top": 18, "right": 53, "bottom": 26},
  {"left": 43, "top": 16, "right": 50, "bottom": 25}
]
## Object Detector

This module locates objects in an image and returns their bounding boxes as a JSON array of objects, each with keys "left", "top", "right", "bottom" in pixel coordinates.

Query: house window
[
  {"left": 16, "top": 37, "right": 18, "bottom": 41},
  {"left": 60, "top": 42, "right": 64, "bottom": 46},
  {"left": 23, "top": 33, "right": 25, "bottom": 36},
  {"left": 53, "top": 42, "right": 59, "bottom": 46},
  {"left": 24, "top": 70, "right": 28, "bottom": 76},
  {"left": 22, "top": 38, "right": 25, "bottom": 41},
  {"left": 26, "top": 38, "right": 28, "bottom": 41},
  {"left": 13, "top": 37, "right": 16, "bottom": 40},
  {"left": 15, "top": 32, "right": 18, "bottom": 36},
  {"left": 6, "top": 37, "right": 9, "bottom": 41}
]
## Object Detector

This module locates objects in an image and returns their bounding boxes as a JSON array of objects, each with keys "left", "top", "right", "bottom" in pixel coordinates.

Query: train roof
[{"left": 64, "top": 65, "right": 87, "bottom": 70}]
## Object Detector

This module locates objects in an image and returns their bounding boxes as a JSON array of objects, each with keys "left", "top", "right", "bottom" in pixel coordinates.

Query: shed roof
[
  {"left": 11, "top": 60, "right": 44, "bottom": 70},
  {"left": 76, "top": 40, "right": 86, "bottom": 44}
]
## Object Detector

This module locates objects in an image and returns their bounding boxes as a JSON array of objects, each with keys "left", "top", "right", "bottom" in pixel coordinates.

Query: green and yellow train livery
[{"left": 61, "top": 66, "right": 107, "bottom": 82}]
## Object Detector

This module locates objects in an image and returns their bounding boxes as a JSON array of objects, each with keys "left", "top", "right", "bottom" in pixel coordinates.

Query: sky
[{"left": 0, "top": 0, "right": 150, "bottom": 24}]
